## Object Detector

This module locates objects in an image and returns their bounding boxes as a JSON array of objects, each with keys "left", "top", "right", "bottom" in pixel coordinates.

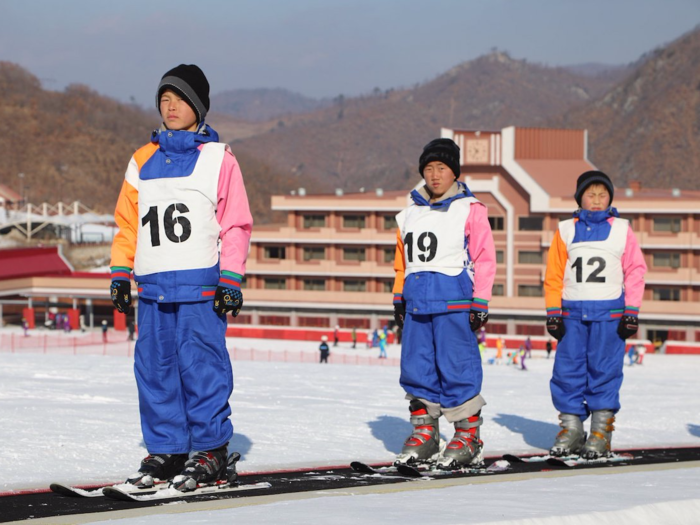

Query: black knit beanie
[
  {"left": 574, "top": 170, "right": 614, "bottom": 206},
  {"left": 156, "top": 64, "right": 210, "bottom": 124},
  {"left": 419, "top": 138, "right": 461, "bottom": 179}
]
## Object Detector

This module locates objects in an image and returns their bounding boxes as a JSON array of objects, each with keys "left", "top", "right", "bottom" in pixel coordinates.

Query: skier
[
  {"left": 319, "top": 335, "right": 330, "bottom": 363},
  {"left": 378, "top": 331, "right": 387, "bottom": 358},
  {"left": 392, "top": 138, "right": 496, "bottom": 469},
  {"left": 110, "top": 64, "right": 253, "bottom": 491},
  {"left": 545, "top": 171, "right": 646, "bottom": 459}
]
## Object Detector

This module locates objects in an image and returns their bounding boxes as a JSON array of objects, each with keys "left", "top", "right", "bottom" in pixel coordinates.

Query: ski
[
  {"left": 546, "top": 452, "right": 635, "bottom": 468},
  {"left": 350, "top": 461, "right": 398, "bottom": 475},
  {"left": 48, "top": 481, "right": 167, "bottom": 499},
  {"left": 396, "top": 459, "right": 511, "bottom": 478},
  {"left": 102, "top": 481, "right": 271, "bottom": 502}
]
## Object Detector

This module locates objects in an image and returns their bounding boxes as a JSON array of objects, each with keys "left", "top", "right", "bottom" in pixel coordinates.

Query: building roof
[
  {"left": 515, "top": 159, "right": 594, "bottom": 198},
  {"left": 0, "top": 184, "right": 21, "bottom": 203},
  {"left": 0, "top": 246, "right": 74, "bottom": 280}
]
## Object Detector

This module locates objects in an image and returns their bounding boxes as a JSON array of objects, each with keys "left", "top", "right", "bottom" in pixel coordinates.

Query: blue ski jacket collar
[
  {"left": 573, "top": 207, "right": 620, "bottom": 224},
  {"left": 410, "top": 181, "right": 475, "bottom": 210},
  {"left": 150, "top": 122, "right": 220, "bottom": 154}
]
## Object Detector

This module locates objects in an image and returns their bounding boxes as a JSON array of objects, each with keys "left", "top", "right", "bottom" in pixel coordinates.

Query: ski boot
[
  {"left": 436, "top": 413, "right": 483, "bottom": 469},
  {"left": 581, "top": 410, "right": 615, "bottom": 459},
  {"left": 550, "top": 413, "right": 586, "bottom": 457},
  {"left": 394, "top": 400, "right": 440, "bottom": 466},
  {"left": 125, "top": 453, "right": 188, "bottom": 488},
  {"left": 170, "top": 445, "right": 229, "bottom": 492}
]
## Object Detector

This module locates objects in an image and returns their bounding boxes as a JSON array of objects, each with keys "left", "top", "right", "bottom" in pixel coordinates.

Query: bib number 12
[
  {"left": 571, "top": 256, "right": 606, "bottom": 283},
  {"left": 141, "top": 203, "right": 192, "bottom": 247}
]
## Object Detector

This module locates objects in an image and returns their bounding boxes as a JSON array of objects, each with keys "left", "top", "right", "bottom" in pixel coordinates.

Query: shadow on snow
[{"left": 492, "top": 413, "right": 558, "bottom": 450}]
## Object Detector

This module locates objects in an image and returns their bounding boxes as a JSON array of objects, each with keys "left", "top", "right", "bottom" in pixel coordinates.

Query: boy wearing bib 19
[
  {"left": 109, "top": 64, "right": 253, "bottom": 490},
  {"left": 392, "top": 138, "right": 496, "bottom": 469},
  {"left": 544, "top": 171, "right": 646, "bottom": 459}
]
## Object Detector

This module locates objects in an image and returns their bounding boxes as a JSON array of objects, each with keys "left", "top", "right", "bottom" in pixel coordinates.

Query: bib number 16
[{"left": 141, "top": 203, "right": 192, "bottom": 247}]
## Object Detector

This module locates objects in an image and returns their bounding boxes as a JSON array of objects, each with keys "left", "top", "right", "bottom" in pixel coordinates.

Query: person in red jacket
[{"left": 392, "top": 138, "right": 496, "bottom": 469}]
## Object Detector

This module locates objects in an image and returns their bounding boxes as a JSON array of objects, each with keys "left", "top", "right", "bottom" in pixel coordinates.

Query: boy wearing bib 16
[
  {"left": 109, "top": 65, "right": 253, "bottom": 490},
  {"left": 544, "top": 171, "right": 646, "bottom": 459},
  {"left": 392, "top": 138, "right": 496, "bottom": 469}
]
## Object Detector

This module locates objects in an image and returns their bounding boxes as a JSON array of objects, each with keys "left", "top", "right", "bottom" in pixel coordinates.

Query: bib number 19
[
  {"left": 141, "top": 203, "right": 192, "bottom": 247},
  {"left": 404, "top": 232, "right": 438, "bottom": 263}
]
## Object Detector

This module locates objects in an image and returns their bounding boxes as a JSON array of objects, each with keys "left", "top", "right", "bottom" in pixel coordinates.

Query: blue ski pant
[
  {"left": 550, "top": 318, "right": 626, "bottom": 418},
  {"left": 400, "top": 310, "right": 482, "bottom": 409},
  {"left": 135, "top": 299, "right": 233, "bottom": 454}
]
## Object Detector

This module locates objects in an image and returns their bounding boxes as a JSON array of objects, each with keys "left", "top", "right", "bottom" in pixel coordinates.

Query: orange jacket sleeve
[
  {"left": 544, "top": 229, "right": 568, "bottom": 315},
  {"left": 110, "top": 144, "right": 157, "bottom": 272},
  {"left": 392, "top": 227, "right": 406, "bottom": 297}
]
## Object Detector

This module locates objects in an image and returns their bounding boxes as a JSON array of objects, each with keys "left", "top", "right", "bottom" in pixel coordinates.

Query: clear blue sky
[{"left": 1, "top": 0, "right": 698, "bottom": 107}]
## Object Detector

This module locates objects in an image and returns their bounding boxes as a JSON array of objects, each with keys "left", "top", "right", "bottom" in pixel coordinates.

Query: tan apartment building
[{"left": 239, "top": 126, "right": 700, "bottom": 344}]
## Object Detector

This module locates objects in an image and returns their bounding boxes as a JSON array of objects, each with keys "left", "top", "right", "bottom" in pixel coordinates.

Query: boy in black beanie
[
  {"left": 110, "top": 64, "right": 253, "bottom": 491},
  {"left": 544, "top": 170, "right": 646, "bottom": 459},
  {"left": 392, "top": 137, "right": 496, "bottom": 469}
]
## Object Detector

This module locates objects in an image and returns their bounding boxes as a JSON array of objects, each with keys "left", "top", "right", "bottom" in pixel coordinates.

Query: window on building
[
  {"left": 303, "top": 247, "right": 326, "bottom": 261},
  {"left": 263, "top": 278, "right": 287, "bottom": 290},
  {"left": 653, "top": 217, "right": 681, "bottom": 233},
  {"left": 239, "top": 276, "right": 247, "bottom": 289},
  {"left": 383, "top": 215, "right": 398, "bottom": 230},
  {"left": 519, "top": 217, "right": 544, "bottom": 231},
  {"left": 339, "top": 318, "right": 370, "bottom": 329},
  {"left": 496, "top": 251, "right": 504, "bottom": 264},
  {"left": 492, "top": 283, "right": 505, "bottom": 296},
  {"left": 488, "top": 323, "right": 508, "bottom": 334},
  {"left": 343, "top": 247, "right": 366, "bottom": 262},
  {"left": 489, "top": 216, "right": 504, "bottom": 231},
  {"left": 303, "top": 279, "right": 326, "bottom": 291},
  {"left": 343, "top": 279, "right": 367, "bottom": 292},
  {"left": 381, "top": 280, "right": 394, "bottom": 293},
  {"left": 303, "top": 214, "right": 326, "bottom": 228},
  {"left": 298, "top": 316, "right": 330, "bottom": 328},
  {"left": 263, "top": 246, "right": 286, "bottom": 259},
  {"left": 259, "top": 315, "right": 290, "bottom": 326},
  {"left": 343, "top": 215, "right": 366, "bottom": 229},
  {"left": 518, "top": 251, "right": 543, "bottom": 264},
  {"left": 652, "top": 287, "right": 681, "bottom": 301},
  {"left": 516, "top": 324, "right": 545, "bottom": 336},
  {"left": 383, "top": 247, "right": 395, "bottom": 263},
  {"left": 518, "top": 284, "right": 543, "bottom": 297},
  {"left": 653, "top": 252, "right": 681, "bottom": 269},
  {"left": 229, "top": 314, "right": 252, "bottom": 324}
]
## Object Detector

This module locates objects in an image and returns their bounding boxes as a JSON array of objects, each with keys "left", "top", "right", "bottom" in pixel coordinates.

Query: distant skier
[
  {"left": 319, "top": 335, "right": 330, "bottom": 363},
  {"left": 392, "top": 138, "right": 496, "bottom": 469},
  {"left": 378, "top": 331, "right": 387, "bottom": 358},
  {"left": 545, "top": 171, "right": 646, "bottom": 459}
]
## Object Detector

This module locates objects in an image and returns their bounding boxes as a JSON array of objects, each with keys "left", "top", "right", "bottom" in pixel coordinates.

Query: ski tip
[{"left": 102, "top": 486, "right": 136, "bottom": 502}]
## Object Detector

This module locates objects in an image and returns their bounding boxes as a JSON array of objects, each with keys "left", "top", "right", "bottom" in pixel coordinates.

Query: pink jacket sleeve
[
  {"left": 216, "top": 151, "right": 253, "bottom": 276},
  {"left": 465, "top": 202, "right": 497, "bottom": 301},
  {"left": 621, "top": 224, "right": 646, "bottom": 310}
]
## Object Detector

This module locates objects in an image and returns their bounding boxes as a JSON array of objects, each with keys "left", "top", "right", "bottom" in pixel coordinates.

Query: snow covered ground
[{"left": 1, "top": 327, "right": 699, "bottom": 524}]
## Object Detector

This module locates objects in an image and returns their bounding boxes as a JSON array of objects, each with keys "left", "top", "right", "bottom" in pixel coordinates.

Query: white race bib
[
  {"left": 134, "top": 143, "right": 225, "bottom": 276},
  {"left": 560, "top": 218, "right": 628, "bottom": 301},
  {"left": 396, "top": 197, "right": 477, "bottom": 277}
]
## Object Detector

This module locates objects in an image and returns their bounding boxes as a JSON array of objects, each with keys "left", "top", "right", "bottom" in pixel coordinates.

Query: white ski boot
[
  {"left": 394, "top": 400, "right": 440, "bottom": 466},
  {"left": 436, "top": 413, "right": 483, "bottom": 469},
  {"left": 550, "top": 413, "right": 586, "bottom": 457},
  {"left": 581, "top": 410, "right": 615, "bottom": 459}
]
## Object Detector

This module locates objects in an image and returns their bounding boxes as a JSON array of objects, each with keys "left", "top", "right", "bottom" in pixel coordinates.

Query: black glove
[
  {"left": 546, "top": 316, "right": 565, "bottom": 341},
  {"left": 110, "top": 280, "right": 131, "bottom": 314},
  {"left": 213, "top": 286, "right": 243, "bottom": 317},
  {"left": 469, "top": 310, "right": 488, "bottom": 332},
  {"left": 617, "top": 315, "right": 638, "bottom": 340},
  {"left": 393, "top": 302, "right": 406, "bottom": 329}
]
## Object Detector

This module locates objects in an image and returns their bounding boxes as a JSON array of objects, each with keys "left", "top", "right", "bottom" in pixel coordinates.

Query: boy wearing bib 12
[
  {"left": 392, "top": 138, "right": 496, "bottom": 469},
  {"left": 109, "top": 65, "right": 253, "bottom": 490},
  {"left": 544, "top": 171, "right": 646, "bottom": 459}
]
